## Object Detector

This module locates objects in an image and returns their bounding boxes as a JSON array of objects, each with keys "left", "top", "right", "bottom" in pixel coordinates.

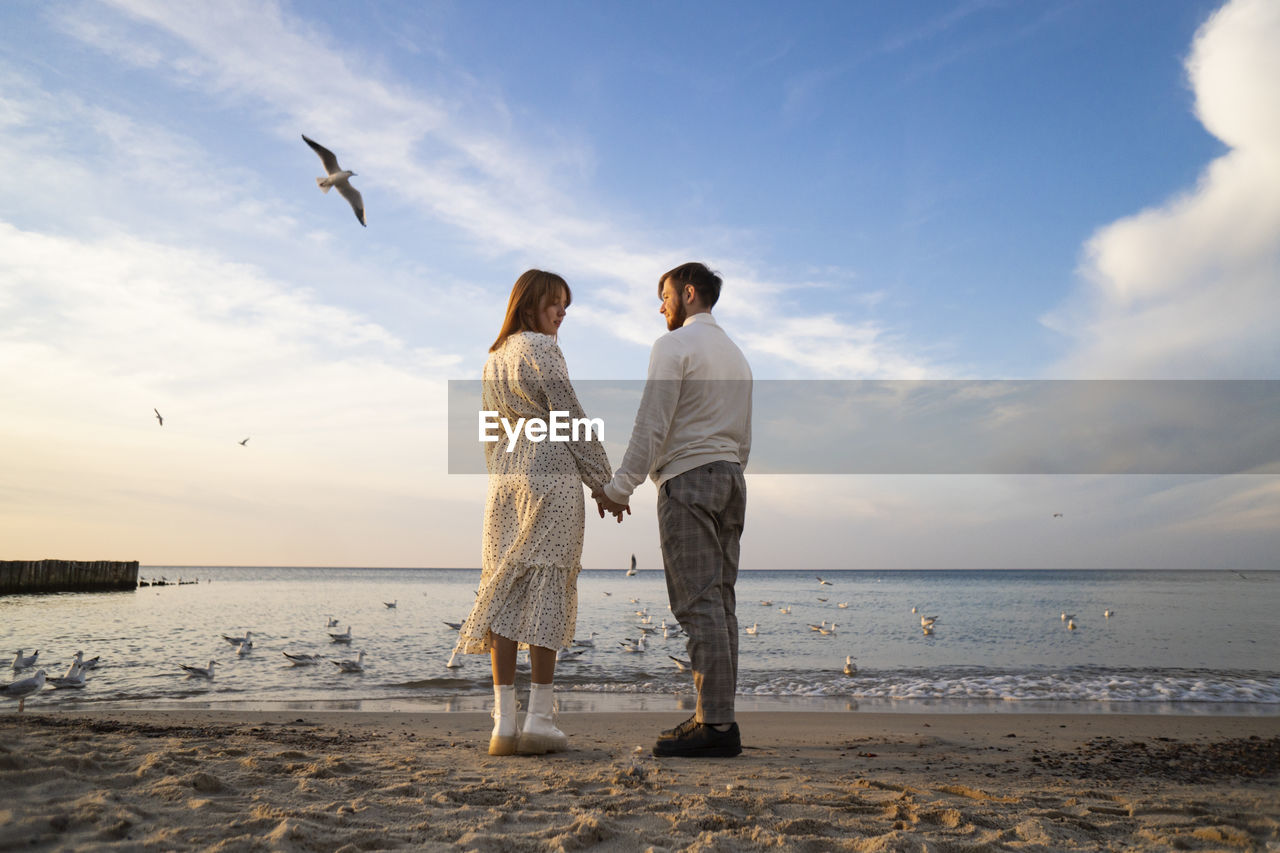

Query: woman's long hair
[{"left": 489, "top": 269, "right": 572, "bottom": 352}]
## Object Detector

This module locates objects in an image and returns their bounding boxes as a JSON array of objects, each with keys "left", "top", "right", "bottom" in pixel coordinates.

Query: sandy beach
[{"left": 1, "top": 709, "right": 1276, "bottom": 851}]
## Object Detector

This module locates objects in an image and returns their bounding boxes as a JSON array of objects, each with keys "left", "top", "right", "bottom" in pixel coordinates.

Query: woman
[{"left": 455, "top": 269, "right": 613, "bottom": 756}]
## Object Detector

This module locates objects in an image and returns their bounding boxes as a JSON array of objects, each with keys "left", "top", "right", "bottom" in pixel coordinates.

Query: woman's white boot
[
  {"left": 516, "top": 682, "right": 567, "bottom": 754},
  {"left": 489, "top": 684, "right": 519, "bottom": 756}
]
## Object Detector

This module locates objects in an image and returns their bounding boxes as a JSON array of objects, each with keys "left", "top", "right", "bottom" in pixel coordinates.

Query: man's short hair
[{"left": 660, "top": 262, "right": 722, "bottom": 309}]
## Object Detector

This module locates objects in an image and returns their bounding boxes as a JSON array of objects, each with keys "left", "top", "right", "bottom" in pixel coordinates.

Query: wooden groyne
[{"left": 0, "top": 560, "right": 139, "bottom": 594}]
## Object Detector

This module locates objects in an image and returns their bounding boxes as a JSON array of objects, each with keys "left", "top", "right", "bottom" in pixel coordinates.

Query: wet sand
[{"left": 1, "top": 709, "right": 1277, "bottom": 851}]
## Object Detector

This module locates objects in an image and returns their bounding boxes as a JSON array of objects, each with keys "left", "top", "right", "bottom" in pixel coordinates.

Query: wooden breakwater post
[{"left": 0, "top": 560, "right": 140, "bottom": 594}]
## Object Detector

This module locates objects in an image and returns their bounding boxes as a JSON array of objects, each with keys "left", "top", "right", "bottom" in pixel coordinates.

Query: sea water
[{"left": 3, "top": 568, "right": 1277, "bottom": 715}]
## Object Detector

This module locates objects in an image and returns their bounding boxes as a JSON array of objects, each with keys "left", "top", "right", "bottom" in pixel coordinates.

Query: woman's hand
[{"left": 591, "top": 488, "right": 630, "bottom": 523}]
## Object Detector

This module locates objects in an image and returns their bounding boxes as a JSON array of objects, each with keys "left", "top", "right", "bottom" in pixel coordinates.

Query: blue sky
[{"left": 1, "top": 0, "right": 1276, "bottom": 569}]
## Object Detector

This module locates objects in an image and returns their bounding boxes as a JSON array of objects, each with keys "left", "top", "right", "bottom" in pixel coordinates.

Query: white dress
[{"left": 456, "top": 332, "right": 611, "bottom": 654}]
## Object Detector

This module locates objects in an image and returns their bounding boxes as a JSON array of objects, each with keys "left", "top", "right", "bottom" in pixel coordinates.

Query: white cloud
[
  {"left": 0, "top": 220, "right": 474, "bottom": 563},
  {"left": 1045, "top": 0, "right": 1280, "bottom": 379},
  {"left": 56, "top": 0, "right": 935, "bottom": 379}
]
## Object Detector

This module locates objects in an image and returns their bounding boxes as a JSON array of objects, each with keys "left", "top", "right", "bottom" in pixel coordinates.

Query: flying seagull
[
  {"left": 239, "top": 437, "right": 250, "bottom": 446},
  {"left": 154, "top": 408, "right": 164, "bottom": 426},
  {"left": 302, "top": 134, "right": 366, "bottom": 226}
]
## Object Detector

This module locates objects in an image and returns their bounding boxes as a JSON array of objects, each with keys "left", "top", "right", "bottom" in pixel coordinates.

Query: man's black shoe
[
  {"left": 658, "top": 715, "right": 698, "bottom": 740},
  {"left": 652, "top": 721, "right": 742, "bottom": 757}
]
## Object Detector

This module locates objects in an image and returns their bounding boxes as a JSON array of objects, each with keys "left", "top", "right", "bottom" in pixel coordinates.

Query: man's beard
[{"left": 666, "top": 300, "right": 687, "bottom": 331}]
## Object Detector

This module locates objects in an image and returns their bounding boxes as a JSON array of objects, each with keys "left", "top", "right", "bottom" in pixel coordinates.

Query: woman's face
[{"left": 536, "top": 287, "right": 567, "bottom": 335}]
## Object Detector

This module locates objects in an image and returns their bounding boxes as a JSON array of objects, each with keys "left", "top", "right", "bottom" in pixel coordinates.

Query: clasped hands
[{"left": 591, "top": 487, "right": 630, "bottom": 523}]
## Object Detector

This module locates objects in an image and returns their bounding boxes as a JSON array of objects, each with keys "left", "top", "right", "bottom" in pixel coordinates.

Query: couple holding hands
[{"left": 453, "top": 262, "right": 752, "bottom": 759}]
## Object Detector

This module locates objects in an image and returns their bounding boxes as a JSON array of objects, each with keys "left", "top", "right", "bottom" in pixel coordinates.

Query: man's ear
[{"left": 683, "top": 283, "right": 698, "bottom": 305}]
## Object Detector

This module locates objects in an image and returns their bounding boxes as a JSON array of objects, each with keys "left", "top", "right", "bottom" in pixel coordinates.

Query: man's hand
[{"left": 591, "top": 487, "right": 630, "bottom": 523}]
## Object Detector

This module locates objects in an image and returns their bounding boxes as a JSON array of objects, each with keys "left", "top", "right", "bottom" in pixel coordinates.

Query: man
[{"left": 594, "top": 262, "right": 752, "bottom": 758}]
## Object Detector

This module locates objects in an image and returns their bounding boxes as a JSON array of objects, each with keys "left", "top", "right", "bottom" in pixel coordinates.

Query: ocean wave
[{"left": 560, "top": 667, "right": 1280, "bottom": 705}]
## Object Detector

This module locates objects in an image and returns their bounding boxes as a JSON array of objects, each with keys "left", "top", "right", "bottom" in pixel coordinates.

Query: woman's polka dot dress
[{"left": 456, "top": 332, "right": 612, "bottom": 654}]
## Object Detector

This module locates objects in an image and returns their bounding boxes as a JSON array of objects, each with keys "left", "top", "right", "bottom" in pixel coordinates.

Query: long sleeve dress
[{"left": 455, "top": 331, "right": 612, "bottom": 654}]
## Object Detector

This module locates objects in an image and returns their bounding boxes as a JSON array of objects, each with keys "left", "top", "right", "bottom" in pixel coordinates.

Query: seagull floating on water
[
  {"left": 819, "top": 623, "right": 838, "bottom": 636},
  {"left": 1061, "top": 612, "right": 1075, "bottom": 622},
  {"left": 222, "top": 631, "right": 253, "bottom": 647},
  {"left": 302, "top": 134, "right": 366, "bottom": 226},
  {"left": 558, "top": 647, "right": 586, "bottom": 661},
  {"left": 619, "top": 635, "right": 646, "bottom": 653},
  {"left": 2, "top": 669, "right": 46, "bottom": 711},
  {"left": 442, "top": 621, "right": 462, "bottom": 630},
  {"left": 837, "top": 602, "right": 849, "bottom": 609},
  {"left": 759, "top": 600, "right": 773, "bottom": 607},
  {"left": 11, "top": 650, "right": 38, "bottom": 671},
  {"left": 72, "top": 651, "right": 101, "bottom": 671},
  {"left": 573, "top": 632, "right": 597, "bottom": 648},
  {"left": 180, "top": 660, "right": 217, "bottom": 680},
  {"left": 326, "top": 615, "right": 340, "bottom": 628},
  {"left": 384, "top": 600, "right": 397, "bottom": 609},
  {"left": 236, "top": 640, "right": 253, "bottom": 657},
  {"left": 1104, "top": 609, "right": 1114, "bottom": 618},
  {"left": 843, "top": 655, "right": 857, "bottom": 676},
  {"left": 778, "top": 606, "right": 792, "bottom": 615},
  {"left": 48, "top": 662, "right": 86, "bottom": 689},
  {"left": 329, "top": 626, "right": 353, "bottom": 643},
  {"left": 332, "top": 650, "right": 366, "bottom": 673},
  {"left": 282, "top": 651, "right": 324, "bottom": 666},
  {"left": 745, "top": 623, "right": 759, "bottom": 635},
  {"left": 1067, "top": 619, "right": 1078, "bottom": 631},
  {"left": 668, "top": 655, "right": 691, "bottom": 672}
]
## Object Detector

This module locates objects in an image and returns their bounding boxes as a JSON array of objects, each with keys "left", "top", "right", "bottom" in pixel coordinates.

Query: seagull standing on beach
[
  {"left": 302, "top": 134, "right": 366, "bottom": 226},
  {"left": 2, "top": 669, "right": 46, "bottom": 711}
]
